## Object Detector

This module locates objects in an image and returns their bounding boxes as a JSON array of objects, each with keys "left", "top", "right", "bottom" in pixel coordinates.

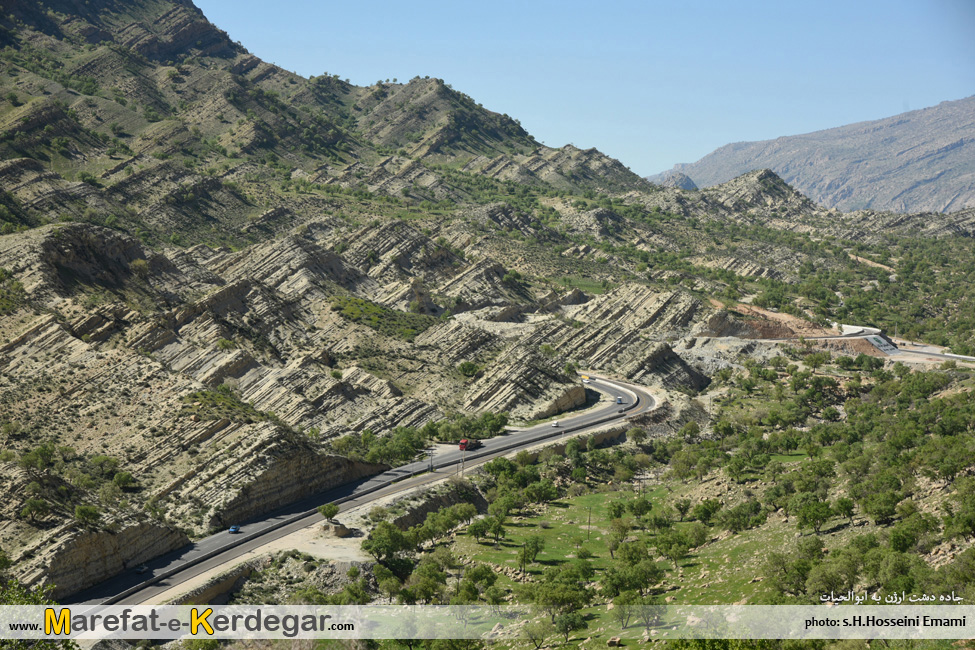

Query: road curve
[{"left": 68, "top": 377, "right": 656, "bottom": 605}]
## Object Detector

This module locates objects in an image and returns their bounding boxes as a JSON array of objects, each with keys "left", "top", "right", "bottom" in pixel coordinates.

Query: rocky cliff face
[
  {"left": 185, "top": 437, "right": 389, "bottom": 529},
  {"left": 0, "top": 0, "right": 650, "bottom": 252},
  {"left": 655, "top": 170, "right": 698, "bottom": 191},
  {"left": 7, "top": 217, "right": 728, "bottom": 596},
  {"left": 463, "top": 343, "right": 586, "bottom": 420},
  {"left": 20, "top": 522, "right": 189, "bottom": 600},
  {"left": 390, "top": 482, "right": 489, "bottom": 530}
]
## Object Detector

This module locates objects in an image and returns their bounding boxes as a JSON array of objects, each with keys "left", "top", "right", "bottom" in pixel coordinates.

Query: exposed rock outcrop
[
  {"left": 391, "top": 483, "right": 489, "bottom": 530},
  {"left": 464, "top": 344, "right": 584, "bottom": 419},
  {"left": 656, "top": 170, "right": 699, "bottom": 191},
  {"left": 172, "top": 564, "right": 256, "bottom": 606},
  {"left": 20, "top": 522, "right": 189, "bottom": 600},
  {"left": 158, "top": 423, "right": 389, "bottom": 529}
]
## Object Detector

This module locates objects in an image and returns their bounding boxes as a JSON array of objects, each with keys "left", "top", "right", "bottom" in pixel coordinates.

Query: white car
[
  {"left": 582, "top": 379, "right": 590, "bottom": 384},
  {"left": 551, "top": 421, "right": 559, "bottom": 427}
]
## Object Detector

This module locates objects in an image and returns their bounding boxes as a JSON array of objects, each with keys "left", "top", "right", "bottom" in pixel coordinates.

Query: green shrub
[{"left": 330, "top": 295, "right": 435, "bottom": 341}]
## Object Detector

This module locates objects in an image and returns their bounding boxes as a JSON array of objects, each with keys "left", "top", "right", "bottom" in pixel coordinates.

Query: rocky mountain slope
[
  {"left": 649, "top": 96, "right": 975, "bottom": 213},
  {"left": 3, "top": 0, "right": 975, "bottom": 601},
  {"left": 0, "top": 0, "right": 649, "bottom": 245}
]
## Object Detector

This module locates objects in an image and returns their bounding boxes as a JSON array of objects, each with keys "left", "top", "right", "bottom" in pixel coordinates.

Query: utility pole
[{"left": 587, "top": 506, "right": 592, "bottom": 541}]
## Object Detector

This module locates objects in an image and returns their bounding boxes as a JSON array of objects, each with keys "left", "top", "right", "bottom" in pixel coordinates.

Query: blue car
[{"left": 229, "top": 525, "right": 241, "bottom": 534}]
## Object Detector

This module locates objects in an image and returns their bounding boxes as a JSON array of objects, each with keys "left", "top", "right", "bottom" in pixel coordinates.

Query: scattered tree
[{"left": 318, "top": 503, "right": 340, "bottom": 521}]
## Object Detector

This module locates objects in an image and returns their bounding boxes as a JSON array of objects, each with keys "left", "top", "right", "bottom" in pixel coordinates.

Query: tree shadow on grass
[{"left": 822, "top": 519, "right": 855, "bottom": 535}]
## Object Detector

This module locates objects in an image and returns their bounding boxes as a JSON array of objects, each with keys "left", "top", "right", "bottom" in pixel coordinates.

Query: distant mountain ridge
[{"left": 648, "top": 96, "right": 975, "bottom": 213}]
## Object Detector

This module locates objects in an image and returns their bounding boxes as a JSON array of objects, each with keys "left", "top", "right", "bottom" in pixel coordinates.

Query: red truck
[{"left": 458, "top": 439, "right": 482, "bottom": 451}]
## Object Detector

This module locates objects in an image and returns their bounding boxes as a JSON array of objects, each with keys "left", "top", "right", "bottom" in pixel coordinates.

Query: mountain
[
  {"left": 3, "top": 0, "right": 975, "bottom": 603},
  {"left": 0, "top": 0, "right": 650, "bottom": 245},
  {"left": 649, "top": 96, "right": 975, "bottom": 213},
  {"left": 655, "top": 170, "right": 698, "bottom": 190}
]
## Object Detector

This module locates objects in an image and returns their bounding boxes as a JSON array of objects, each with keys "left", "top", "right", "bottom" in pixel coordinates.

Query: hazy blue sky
[{"left": 195, "top": 0, "right": 974, "bottom": 176}]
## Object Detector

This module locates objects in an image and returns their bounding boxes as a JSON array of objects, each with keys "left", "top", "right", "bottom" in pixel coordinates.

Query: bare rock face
[
  {"left": 467, "top": 203, "right": 537, "bottom": 237},
  {"left": 557, "top": 288, "right": 702, "bottom": 362},
  {"left": 614, "top": 342, "right": 709, "bottom": 390},
  {"left": 204, "top": 447, "right": 386, "bottom": 528},
  {"left": 21, "top": 521, "right": 189, "bottom": 600},
  {"left": 114, "top": 3, "right": 238, "bottom": 60},
  {"left": 532, "top": 287, "right": 713, "bottom": 391},
  {"left": 687, "top": 255, "right": 784, "bottom": 281},
  {"left": 566, "top": 286, "right": 702, "bottom": 335},
  {"left": 436, "top": 259, "right": 526, "bottom": 313},
  {"left": 538, "top": 288, "right": 588, "bottom": 313},
  {"left": 562, "top": 207, "right": 623, "bottom": 238},
  {"left": 702, "top": 170, "right": 820, "bottom": 219},
  {"left": 656, "top": 170, "right": 699, "bottom": 191},
  {"left": 391, "top": 482, "right": 489, "bottom": 530},
  {"left": 532, "top": 384, "right": 588, "bottom": 420},
  {"left": 342, "top": 220, "right": 460, "bottom": 285},
  {"left": 0, "top": 222, "right": 220, "bottom": 306},
  {"left": 463, "top": 344, "right": 583, "bottom": 419},
  {"left": 413, "top": 320, "right": 501, "bottom": 365},
  {"left": 323, "top": 523, "right": 353, "bottom": 538},
  {"left": 840, "top": 206, "right": 975, "bottom": 241},
  {"left": 454, "top": 146, "right": 652, "bottom": 195},
  {"left": 213, "top": 235, "right": 374, "bottom": 299},
  {"left": 153, "top": 421, "right": 389, "bottom": 529},
  {"left": 0, "top": 157, "right": 118, "bottom": 230},
  {"left": 630, "top": 170, "right": 830, "bottom": 229}
]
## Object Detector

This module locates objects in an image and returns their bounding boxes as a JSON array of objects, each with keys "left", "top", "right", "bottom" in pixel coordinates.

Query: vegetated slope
[
  {"left": 253, "top": 353, "right": 975, "bottom": 648},
  {"left": 649, "top": 96, "right": 975, "bottom": 213},
  {"left": 4, "top": 160, "right": 975, "bottom": 599},
  {"left": 4, "top": 0, "right": 975, "bottom": 605},
  {"left": 0, "top": 0, "right": 649, "bottom": 246}
]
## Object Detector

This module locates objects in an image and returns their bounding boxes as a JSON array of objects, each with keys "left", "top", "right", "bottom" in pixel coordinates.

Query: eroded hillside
[{"left": 3, "top": 0, "right": 975, "bottom": 602}]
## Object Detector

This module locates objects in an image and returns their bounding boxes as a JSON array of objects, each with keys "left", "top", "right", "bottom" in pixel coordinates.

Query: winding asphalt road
[
  {"left": 759, "top": 324, "right": 975, "bottom": 364},
  {"left": 67, "top": 376, "right": 656, "bottom": 606},
  {"left": 62, "top": 323, "right": 973, "bottom": 606}
]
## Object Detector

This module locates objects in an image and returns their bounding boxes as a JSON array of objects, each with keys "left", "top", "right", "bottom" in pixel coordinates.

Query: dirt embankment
[
  {"left": 702, "top": 302, "right": 835, "bottom": 340},
  {"left": 815, "top": 337, "right": 886, "bottom": 357},
  {"left": 729, "top": 304, "right": 836, "bottom": 338},
  {"left": 849, "top": 254, "right": 895, "bottom": 273}
]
